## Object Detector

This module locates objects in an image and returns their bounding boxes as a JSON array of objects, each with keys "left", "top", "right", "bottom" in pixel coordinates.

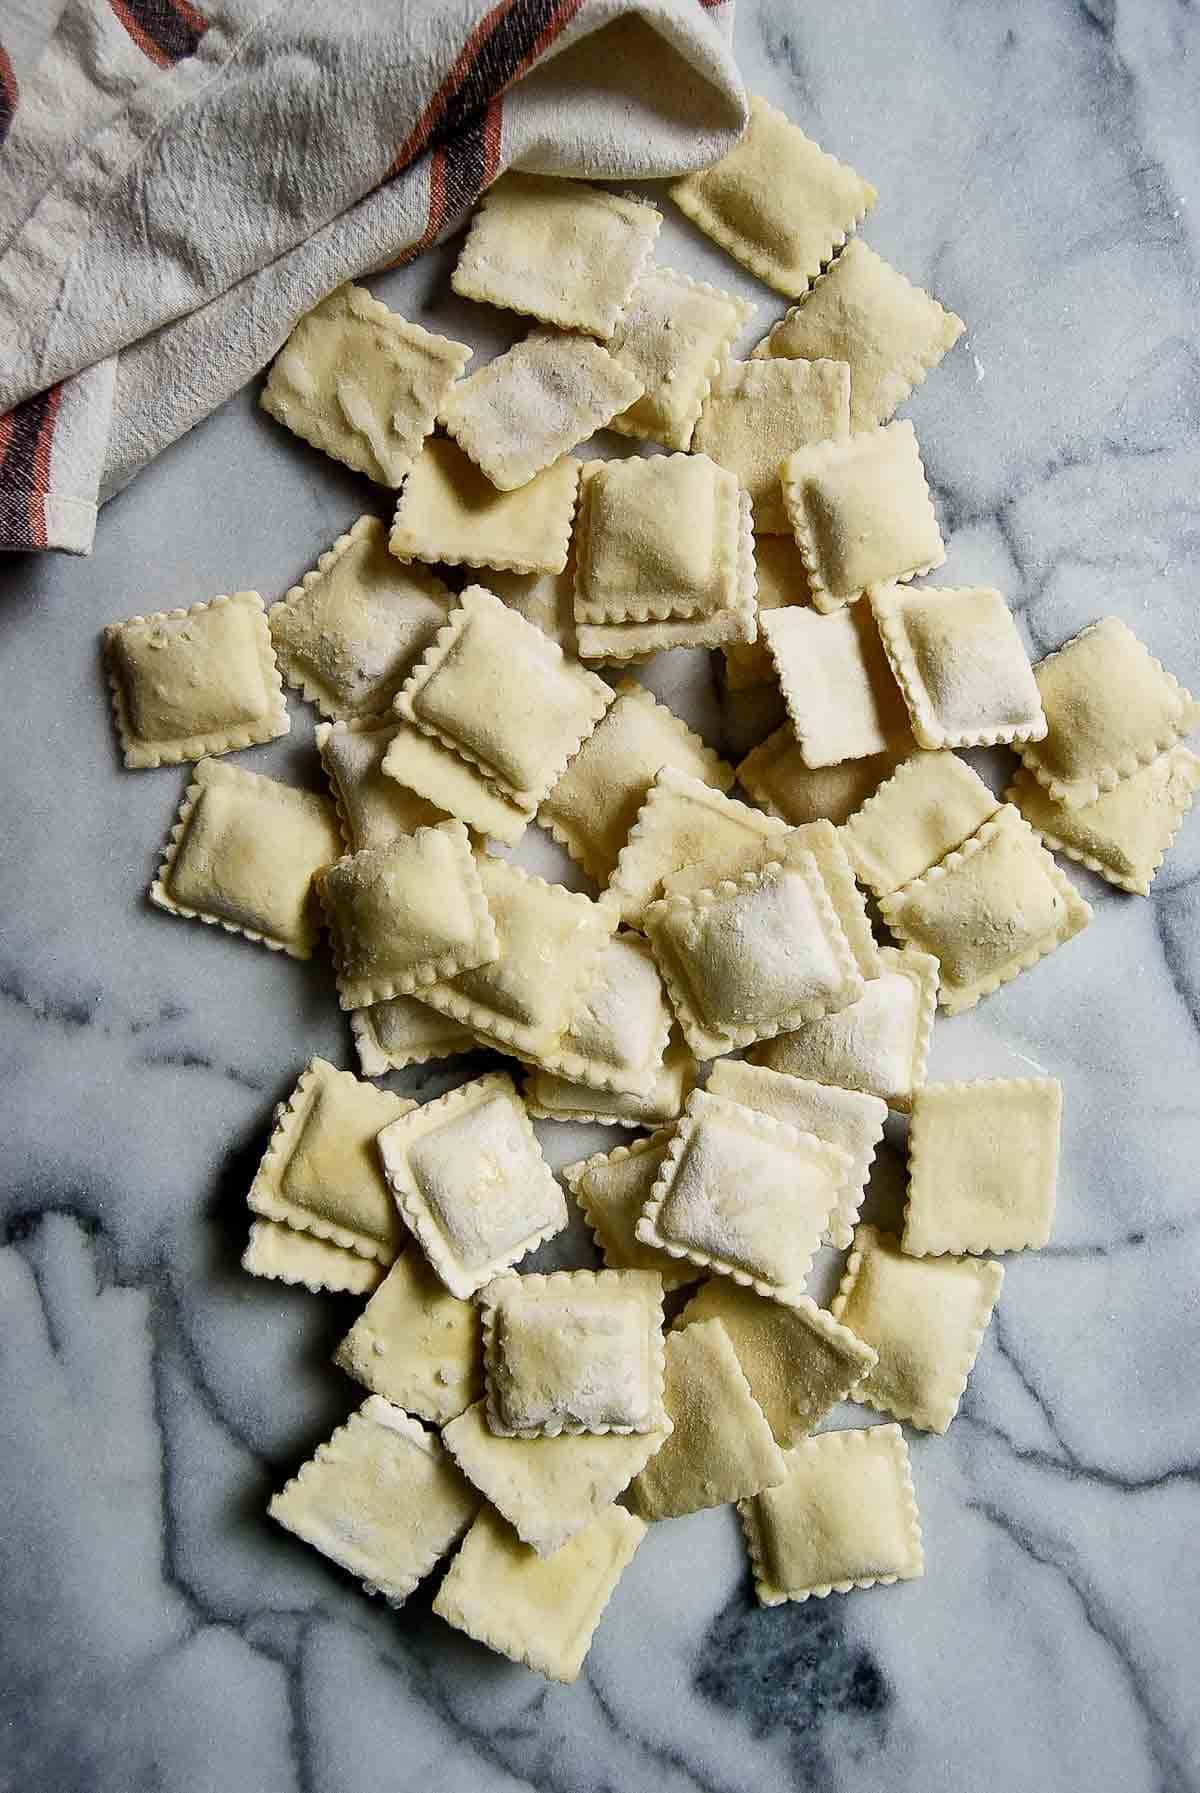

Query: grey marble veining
[{"left": 2, "top": 2, "right": 1199, "bottom": 1789}]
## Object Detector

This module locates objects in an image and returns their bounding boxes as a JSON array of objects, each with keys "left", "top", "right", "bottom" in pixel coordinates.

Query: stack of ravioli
[{"left": 100, "top": 96, "right": 1199, "bottom": 1685}]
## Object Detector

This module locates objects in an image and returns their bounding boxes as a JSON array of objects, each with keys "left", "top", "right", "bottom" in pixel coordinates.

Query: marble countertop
[{"left": 3, "top": 2, "right": 1199, "bottom": 1789}]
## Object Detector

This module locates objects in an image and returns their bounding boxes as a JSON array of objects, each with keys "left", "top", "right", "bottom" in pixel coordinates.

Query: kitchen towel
[{"left": 0, "top": 0, "right": 743, "bottom": 554}]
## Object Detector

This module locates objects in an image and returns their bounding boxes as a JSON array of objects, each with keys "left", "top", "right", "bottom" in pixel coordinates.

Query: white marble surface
[{"left": 3, "top": 2, "right": 1200, "bottom": 1789}]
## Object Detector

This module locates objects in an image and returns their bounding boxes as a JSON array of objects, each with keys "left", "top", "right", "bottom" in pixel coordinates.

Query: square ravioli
[
  {"left": 707, "top": 1059, "right": 887, "bottom": 1250},
  {"left": 675, "top": 1281, "right": 876, "bottom": 1447},
  {"left": 444, "top": 1400, "right": 670, "bottom": 1560},
  {"left": 871, "top": 583, "right": 1046, "bottom": 750},
  {"left": 269, "top": 1396, "right": 477, "bottom": 1605},
  {"left": 105, "top": 590, "right": 288, "bottom": 768},
  {"left": 636, "top": 1089, "right": 851, "bottom": 1297},
  {"left": 482, "top": 1268, "right": 666, "bottom": 1437},
  {"left": 432, "top": 1503, "right": 646, "bottom": 1685},
  {"left": 350, "top": 993, "right": 475, "bottom": 1076},
  {"left": 879, "top": 804, "right": 1092, "bottom": 1013},
  {"left": 781, "top": 420, "right": 945, "bottom": 612},
  {"left": 439, "top": 328, "right": 643, "bottom": 490},
  {"left": 318, "top": 820, "right": 497, "bottom": 1008},
  {"left": 832, "top": 1225, "right": 1003, "bottom": 1432},
  {"left": 751, "top": 944, "right": 938, "bottom": 1112},
  {"left": 645, "top": 856, "right": 864, "bottom": 1059},
  {"left": 534, "top": 932, "right": 671, "bottom": 1097},
  {"left": 380, "top": 717, "right": 532, "bottom": 846},
  {"left": 247, "top": 1057, "right": 413, "bottom": 1263},
  {"left": 396, "top": 584, "right": 613, "bottom": 808},
  {"left": 539, "top": 679, "right": 734, "bottom": 886},
  {"left": 376, "top": 1072, "right": 567, "bottom": 1297},
  {"left": 841, "top": 749, "right": 1000, "bottom": 898},
  {"left": 451, "top": 172, "right": 660, "bottom": 338},
  {"left": 631, "top": 1319, "right": 786, "bottom": 1520},
  {"left": 1005, "top": 750, "right": 1200, "bottom": 896},
  {"left": 739, "top": 1424, "right": 923, "bottom": 1604},
  {"left": 606, "top": 266, "right": 754, "bottom": 450},
  {"left": 524, "top": 1033, "right": 697, "bottom": 1130},
  {"left": 609, "top": 765, "right": 786, "bottom": 926},
  {"left": 563, "top": 1132, "right": 700, "bottom": 1291},
  {"left": 151, "top": 758, "right": 339, "bottom": 959},
  {"left": 317, "top": 719, "right": 446, "bottom": 854},
  {"left": 419, "top": 854, "right": 618, "bottom": 1061},
  {"left": 573, "top": 454, "right": 752, "bottom": 626},
  {"left": 904, "top": 1078, "right": 1062, "bottom": 1255},
  {"left": 763, "top": 603, "right": 912, "bottom": 768},
  {"left": 390, "top": 438, "right": 580, "bottom": 575},
  {"left": 692, "top": 357, "right": 851, "bottom": 534},
  {"left": 753, "top": 239, "right": 965, "bottom": 429},
  {"left": 671, "top": 95, "right": 876, "bottom": 297},
  {"left": 1016, "top": 616, "right": 1199, "bottom": 809},
  {"left": 723, "top": 535, "right": 811, "bottom": 690},
  {"left": 242, "top": 1218, "right": 384, "bottom": 1297},
  {"left": 334, "top": 1249, "right": 482, "bottom": 1424},
  {"left": 737, "top": 727, "right": 900, "bottom": 826},
  {"left": 261, "top": 284, "right": 470, "bottom": 485},
  {"left": 269, "top": 516, "right": 454, "bottom": 719}
]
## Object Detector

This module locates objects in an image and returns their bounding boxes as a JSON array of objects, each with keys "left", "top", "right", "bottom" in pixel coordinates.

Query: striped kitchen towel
[{"left": 0, "top": 0, "right": 743, "bottom": 554}]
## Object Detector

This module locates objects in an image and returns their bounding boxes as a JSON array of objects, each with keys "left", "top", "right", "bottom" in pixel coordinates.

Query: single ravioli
[
  {"left": 674, "top": 1280, "right": 876, "bottom": 1447},
  {"left": 432, "top": 1503, "right": 646, "bottom": 1684},
  {"left": 419, "top": 854, "right": 619, "bottom": 1062},
  {"left": 645, "top": 857, "right": 864, "bottom": 1059},
  {"left": 562, "top": 1131, "right": 700, "bottom": 1292},
  {"left": 524, "top": 1033, "right": 697, "bottom": 1130},
  {"left": 723, "top": 536, "right": 811, "bottom": 690},
  {"left": 751, "top": 944, "right": 938, "bottom": 1112},
  {"left": 1016, "top": 616, "right": 1199, "bottom": 809},
  {"left": 671, "top": 95, "right": 876, "bottom": 297},
  {"left": 692, "top": 357, "right": 851, "bottom": 534},
  {"left": 832, "top": 1225, "right": 1003, "bottom": 1432},
  {"left": 377, "top": 1072, "right": 567, "bottom": 1298},
  {"left": 451, "top": 172, "right": 661, "bottom": 338},
  {"left": 879, "top": 804, "right": 1092, "bottom": 1014},
  {"left": 904, "top": 1078, "right": 1062, "bottom": 1256},
  {"left": 380, "top": 716, "right": 533, "bottom": 847},
  {"left": 105, "top": 590, "right": 288, "bottom": 768},
  {"left": 752, "top": 238, "right": 964, "bottom": 428},
  {"left": 870, "top": 583, "right": 1045, "bottom": 750},
  {"left": 736, "top": 727, "right": 901, "bottom": 826},
  {"left": 534, "top": 932, "right": 672, "bottom": 1097},
  {"left": 151, "top": 757, "right": 339, "bottom": 959},
  {"left": 1005, "top": 750, "right": 1200, "bottom": 896},
  {"left": 350, "top": 993, "right": 476, "bottom": 1076},
  {"left": 439, "top": 328, "right": 643, "bottom": 490},
  {"left": 334, "top": 1249, "right": 483, "bottom": 1424},
  {"left": 396, "top": 584, "right": 613, "bottom": 808},
  {"left": 261, "top": 284, "right": 470, "bottom": 485},
  {"left": 269, "top": 1397, "right": 477, "bottom": 1605},
  {"left": 540, "top": 679, "right": 734, "bottom": 886},
  {"left": 390, "top": 438, "right": 580, "bottom": 575},
  {"left": 707, "top": 1058, "right": 887, "bottom": 1250},
  {"left": 763, "top": 602, "right": 912, "bottom": 768},
  {"left": 242, "top": 1218, "right": 385, "bottom": 1297},
  {"left": 840, "top": 748, "right": 1000, "bottom": 898},
  {"left": 573, "top": 453, "right": 748, "bottom": 625},
  {"left": 318, "top": 820, "right": 498, "bottom": 1009},
  {"left": 481, "top": 1268, "right": 666, "bottom": 1438},
  {"left": 780, "top": 420, "right": 945, "bottom": 612},
  {"left": 608, "top": 765, "right": 787, "bottom": 927},
  {"left": 317, "top": 718, "right": 447, "bottom": 855},
  {"left": 269, "top": 516, "right": 454, "bottom": 719},
  {"left": 607, "top": 266, "right": 754, "bottom": 450},
  {"left": 631, "top": 1319, "right": 786, "bottom": 1520},
  {"left": 443, "top": 1400, "right": 670, "bottom": 1558},
  {"left": 246, "top": 1057, "right": 413, "bottom": 1263},
  {"left": 636, "top": 1089, "right": 851, "bottom": 1297},
  {"left": 739, "top": 1424, "right": 923, "bottom": 1604}
]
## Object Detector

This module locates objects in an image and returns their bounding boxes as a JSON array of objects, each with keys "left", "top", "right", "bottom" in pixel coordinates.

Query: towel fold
[{"left": 0, "top": 0, "right": 743, "bottom": 554}]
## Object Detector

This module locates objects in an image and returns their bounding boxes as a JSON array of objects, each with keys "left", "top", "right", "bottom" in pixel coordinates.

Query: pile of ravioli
[{"left": 102, "top": 97, "right": 1200, "bottom": 1686}]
